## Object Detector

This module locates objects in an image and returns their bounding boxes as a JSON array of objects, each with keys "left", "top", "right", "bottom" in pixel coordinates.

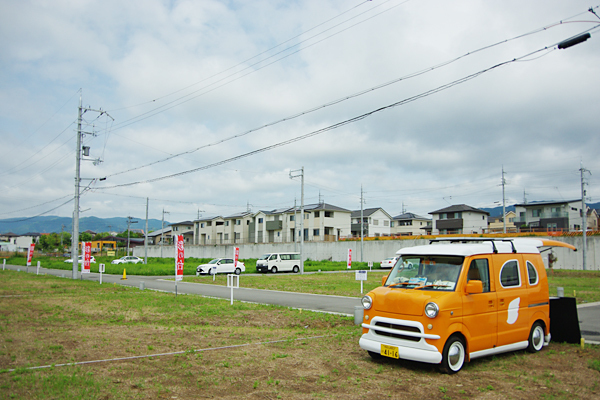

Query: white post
[
  {"left": 3, "top": 259, "right": 5, "bottom": 270},
  {"left": 227, "top": 274, "right": 239, "bottom": 305},
  {"left": 37, "top": 261, "right": 40, "bottom": 275},
  {"left": 99, "top": 263, "right": 105, "bottom": 284}
]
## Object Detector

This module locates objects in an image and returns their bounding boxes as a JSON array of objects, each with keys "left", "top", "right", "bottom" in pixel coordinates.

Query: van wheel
[
  {"left": 527, "top": 322, "right": 545, "bottom": 353},
  {"left": 439, "top": 335, "right": 465, "bottom": 374},
  {"left": 234, "top": 268, "right": 241, "bottom": 275},
  {"left": 293, "top": 266, "right": 299, "bottom": 273},
  {"left": 271, "top": 266, "right": 278, "bottom": 274}
]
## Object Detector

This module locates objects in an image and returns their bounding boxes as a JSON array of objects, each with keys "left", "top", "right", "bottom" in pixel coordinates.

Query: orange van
[{"left": 359, "top": 238, "right": 576, "bottom": 373}]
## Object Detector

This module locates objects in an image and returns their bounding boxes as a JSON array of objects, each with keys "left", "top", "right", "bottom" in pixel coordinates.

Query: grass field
[{"left": 1, "top": 268, "right": 600, "bottom": 399}]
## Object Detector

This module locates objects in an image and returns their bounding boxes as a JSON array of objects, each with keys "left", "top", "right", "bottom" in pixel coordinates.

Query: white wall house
[
  {"left": 169, "top": 221, "right": 194, "bottom": 244},
  {"left": 429, "top": 204, "right": 489, "bottom": 235},
  {"left": 350, "top": 208, "right": 392, "bottom": 237},
  {"left": 391, "top": 212, "right": 431, "bottom": 236},
  {"left": 513, "top": 200, "right": 592, "bottom": 232}
]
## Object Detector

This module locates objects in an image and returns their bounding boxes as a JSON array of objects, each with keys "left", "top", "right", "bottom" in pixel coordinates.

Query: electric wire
[
  {"left": 101, "top": 13, "right": 600, "bottom": 180},
  {"left": 107, "top": 1, "right": 378, "bottom": 112},
  {"left": 95, "top": 43, "right": 563, "bottom": 191}
]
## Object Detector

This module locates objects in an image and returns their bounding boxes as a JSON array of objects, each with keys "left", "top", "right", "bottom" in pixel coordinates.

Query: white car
[
  {"left": 64, "top": 255, "right": 96, "bottom": 263},
  {"left": 380, "top": 256, "right": 399, "bottom": 269},
  {"left": 196, "top": 258, "right": 245, "bottom": 276},
  {"left": 111, "top": 256, "right": 144, "bottom": 264}
]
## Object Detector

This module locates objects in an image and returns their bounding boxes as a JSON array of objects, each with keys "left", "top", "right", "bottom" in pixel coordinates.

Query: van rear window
[{"left": 500, "top": 260, "right": 521, "bottom": 288}]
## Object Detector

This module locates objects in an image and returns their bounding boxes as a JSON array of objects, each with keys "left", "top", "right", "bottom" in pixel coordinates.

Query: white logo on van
[{"left": 507, "top": 297, "right": 520, "bottom": 325}]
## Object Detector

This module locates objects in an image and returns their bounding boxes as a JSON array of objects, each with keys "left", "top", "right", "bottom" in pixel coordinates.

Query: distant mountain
[{"left": 0, "top": 216, "right": 170, "bottom": 235}]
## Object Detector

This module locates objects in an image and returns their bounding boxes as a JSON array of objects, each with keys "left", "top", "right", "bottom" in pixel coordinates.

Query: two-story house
[
  {"left": 250, "top": 203, "right": 351, "bottom": 243},
  {"left": 429, "top": 204, "right": 489, "bottom": 235},
  {"left": 169, "top": 221, "right": 194, "bottom": 244},
  {"left": 514, "top": 200, "right": 590, "bottom": 232},
  {"left": 350, "top": 208, "right": 392, "bottom": 237},
  {"left": 390, "top": 212, "right": 431, "bottom": 236}
]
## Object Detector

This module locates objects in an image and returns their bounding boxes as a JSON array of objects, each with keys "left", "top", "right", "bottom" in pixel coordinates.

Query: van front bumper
[{"left": 360, "top": 316, "right": 443, "bottom": 364}]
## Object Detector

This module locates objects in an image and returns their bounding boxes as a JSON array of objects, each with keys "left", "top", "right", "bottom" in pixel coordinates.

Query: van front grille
[{"left": 373, "top": 321, "right": 421, "bottom": 342}]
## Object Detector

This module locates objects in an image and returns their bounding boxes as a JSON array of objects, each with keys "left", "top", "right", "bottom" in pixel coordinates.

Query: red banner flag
[
  {"left": 234, "top": 247, "right": 239, "bottom": 267},
  {"left": 83, "top": 242, "right": 91, "bottom": 273},
  {"left": 26, "top": 243, "right": 35, "bottom": 266},
  {"left": 347, "top": 248, "right": 352, "bottom": 269},
  {"left": 175, "top": 235, "right": 184, "bottom": 281}
]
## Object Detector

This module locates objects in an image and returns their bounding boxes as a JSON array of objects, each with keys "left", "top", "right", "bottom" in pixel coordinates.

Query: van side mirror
[
  {"left": 382, "top": 274, "right": 389, "bottom": 286},
  {"left": 466, "top": 280, "right": 483, "bottom": 294}
]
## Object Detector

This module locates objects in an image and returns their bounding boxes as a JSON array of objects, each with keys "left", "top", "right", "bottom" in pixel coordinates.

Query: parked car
[
  {"left": 380, "top": 256, "right": 399, "bottom": 269},
  {"left": 196, "top": 258, "right": 245, "bottom": 276},
  {"left": 64, "top": 255, "right": 96, "bottom": 263},
  {"left": 256, "top": 252, "right": 301, "bottom": 273},
  {"left": 111, "top": 256, "right": 144, "bottom": 265}
]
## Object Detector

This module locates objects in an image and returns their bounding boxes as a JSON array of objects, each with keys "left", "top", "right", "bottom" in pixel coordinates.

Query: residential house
[
  {"left": 487, "top": 211, "right": 517, "bottom": 233},
  {"left": 170, "top": 221, "right": 194, "bottom": 244},
  {"left": 14, "top": 233, "right": 41, "bottom": 251},
  {"left": 148, "top": 227, "right": 172, "bottom": 245},
  {"left": 350, "top": 208, "right": 392, "bottom": 237},
  {"left": 250, "top": 203, "right": 352, "bottom": 243},
  {"left": 391, "top": 212, "right": 431, "bottom": 236},
  {"left": 513, "top": 200, "right": 589, "bottom": 232},
  {"left": 429, "top": 204, "right": 489, "bottom": 235}
]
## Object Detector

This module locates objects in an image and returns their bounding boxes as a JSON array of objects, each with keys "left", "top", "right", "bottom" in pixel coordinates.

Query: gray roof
[
  {"left": 169, "top": 221, "right": 193, "bottom": 227},
  {"left": 351, "top": 208, "right": 386, "bottom": 218},
  {"left": 429, "top": 204, "right": 489, "bottom": 216},
  {"left": 147, "top": 227, "right": 172, "bottom": 237},
  {"left": 392, "top": 212, "right": 431, "bottom": 221},
  {"left": 514, "top": 199, "right": 581, "bottom": 207},
  {"left": 224, "top": 211, "right": 253, "bottom": 219}
]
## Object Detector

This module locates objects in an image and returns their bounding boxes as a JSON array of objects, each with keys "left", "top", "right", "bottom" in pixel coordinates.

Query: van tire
[
  {"left": 271, "top": 266, "right": 278, "bottom": 274},
  {"left": 293, "top": 266, "right": 299, "bottom": 273},
  {"left": 527, "top": 322, "right": 545, "bottom": 353},
  {"left": 439, "top": 335, "right": 466, "bottom": 374}
]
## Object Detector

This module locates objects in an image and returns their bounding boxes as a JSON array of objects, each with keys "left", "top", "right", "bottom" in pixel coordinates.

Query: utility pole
[
  {"left": 290, "top": 167, "right": 304, "bottom": 274},
  {"left": 126, "top": 216, "right": 138, "bottom": 256},
  {"left": 161, "top": 208, "right": 170, "bottom": 258},
  {"left": 502, "top": 166, "right": 507, "bottom": 234},
  {"left": 144, "top": 198, "right": 149, "bottom": 264},
  {"left": 294, "top": 198, "right": 297, "bottom": 251},
  {"left": 580, "top": 162, "right": 591, "bottom": 270},
  {"left": 360, "top": 185, "right": 364, "bottom": 262},
  {"left": 71, "top": 91, "right": 112, "bottom": 279}
]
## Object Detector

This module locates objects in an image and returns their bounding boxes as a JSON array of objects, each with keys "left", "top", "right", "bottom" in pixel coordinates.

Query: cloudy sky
[{"left": 1, "top": 0, "right": 599, "bottom": 225}]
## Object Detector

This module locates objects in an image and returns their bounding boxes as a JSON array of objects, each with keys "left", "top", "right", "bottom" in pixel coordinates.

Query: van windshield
[
  {"left": 384, "top": 255, "right": 464, "bottom": 291},
  {"left": 258, "top": 254, "right": 271, "bottom": 260}
]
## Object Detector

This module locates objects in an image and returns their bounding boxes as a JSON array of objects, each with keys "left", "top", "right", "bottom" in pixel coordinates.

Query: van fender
[
  {"left": 441, "top": 323, "right": 469, "bottom": 360},
  {"left": 529, "top": 311, "right": 549, "bottom": 334}
]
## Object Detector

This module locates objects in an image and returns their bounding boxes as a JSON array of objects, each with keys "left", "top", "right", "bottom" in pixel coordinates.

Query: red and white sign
[
  {"left": 82, "top": 242, "right": 91, "bottom": 273},
  {"left": 347, "top": 248, "right": 352, "bottom": 269},
  {"left": 234, "top": 247, "right": 239, "bottom": 267},
  {"left": 26, "top": 243, "right": 35, "bottom": 266},
  {"left": 175, "top": 235, "right": 184, "bottom": 281}
]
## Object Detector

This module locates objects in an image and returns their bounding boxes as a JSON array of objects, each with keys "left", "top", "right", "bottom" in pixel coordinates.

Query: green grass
[
  {"left": 5, "top": 255, "right": 373, "bottom": 276},
  {"left": 547, "top": 270, "right": 600, "bottom": 303}
]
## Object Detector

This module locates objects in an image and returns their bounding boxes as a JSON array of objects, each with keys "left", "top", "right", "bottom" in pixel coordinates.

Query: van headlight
[
  {"left": 361, "top": 295, "right": 373, "bottom": 310},
  {"left": 425, "top": 302, "right": 439, "bottom": 318}
]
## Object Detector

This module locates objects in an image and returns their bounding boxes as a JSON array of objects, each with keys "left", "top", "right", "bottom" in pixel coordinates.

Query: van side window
[
  {"left": 467, "top": 259, "right": 490, "bottom": 292},
  {"left": 526, "top": 261, "right": 538, "bottom": 285},
  {"left": 290, "top": 254, "right": 300, "bottom": 260},
  {"left": 281, "top": 254, "right": 290, "bottom": 260},
  {"left": 500, "top": 260, "right": 521, "bottom": 288},
  {"left": 269, "top": 255, "right": 278, "bottom": 261}
]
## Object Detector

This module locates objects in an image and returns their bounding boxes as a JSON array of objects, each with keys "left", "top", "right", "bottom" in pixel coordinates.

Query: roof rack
[{"left": 429, "top": 237, "right": 518, "bottom": 254}]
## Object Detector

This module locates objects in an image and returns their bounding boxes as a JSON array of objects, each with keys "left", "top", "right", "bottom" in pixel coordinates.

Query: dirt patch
[{"left": 1, "top": 272, "right": 599, "bottom": 399}]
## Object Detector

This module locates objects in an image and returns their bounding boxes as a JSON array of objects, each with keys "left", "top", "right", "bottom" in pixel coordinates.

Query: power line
[
  {"left": 99, "top": 11, "right": 598, "bottom": 180},
  {"left": 96, "top": 42, "right": 568, "bottom": 191}
]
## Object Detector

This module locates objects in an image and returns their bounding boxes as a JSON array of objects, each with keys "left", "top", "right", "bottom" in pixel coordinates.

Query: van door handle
[
  {"left": 499, "top": 299, "right": 505, "bottom": 306},
  {"left": 488, "top": 300, "right": 494, "bottom": 307}
]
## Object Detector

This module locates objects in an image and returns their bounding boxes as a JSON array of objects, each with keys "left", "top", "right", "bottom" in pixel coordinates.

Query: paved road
[{"left": 3, "top": 264, "right": 598, "bottom": 344}]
